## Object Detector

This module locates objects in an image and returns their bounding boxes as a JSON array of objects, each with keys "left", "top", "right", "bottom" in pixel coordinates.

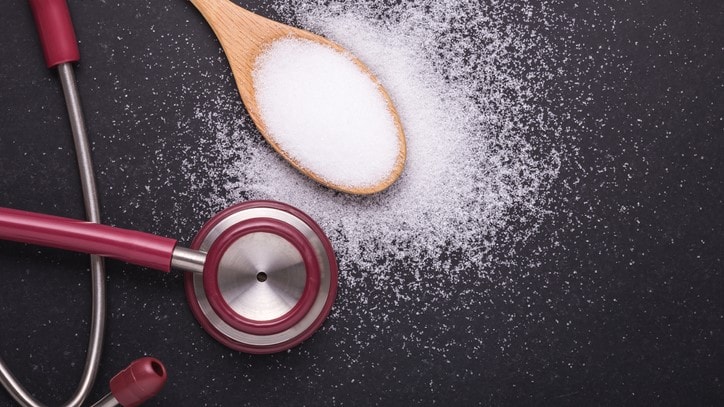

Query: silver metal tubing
[
  {"left": 0, "top": 63, "right": 106, "bottom": 407},
  {"left": 171, "top": 246, "right": 207, "bottom": 274},
  {"left": 90, "top": 392, "right": 119, "bottom": 407},
  {"left": 58, "top": 64, "right": 102, "bottom": 222},
  {"left": 0, "top": 363, "right": 42, "bottom": 407},
  {"left": 58, "top": 62, "right": 107, "bottom": 407},
  {"left": 59, "top": 61, "right": 106, "bottom": 407}
]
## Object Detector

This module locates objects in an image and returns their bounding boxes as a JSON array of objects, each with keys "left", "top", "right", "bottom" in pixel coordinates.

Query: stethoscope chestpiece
[{"left": 184, "top": 200, "right": 337, "bottom": 354}]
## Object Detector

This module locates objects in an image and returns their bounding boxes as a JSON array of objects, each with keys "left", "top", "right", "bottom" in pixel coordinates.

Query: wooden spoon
[{"left": 190, "top": 0, "right": 407, "bottom": 195}]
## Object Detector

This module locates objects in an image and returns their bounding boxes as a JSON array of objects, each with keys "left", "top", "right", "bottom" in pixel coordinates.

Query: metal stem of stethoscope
[
  {"left": 58, "top": 62, "right": 107, "bottom": 407},
  {"left": 0, "top": 63, "right": 107, "bottom": 407},
  {"left": 0, "top": 0, "right": 107, "bottom": 405}
]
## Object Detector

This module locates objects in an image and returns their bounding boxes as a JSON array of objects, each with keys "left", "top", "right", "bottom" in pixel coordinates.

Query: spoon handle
[
  {"left": 191, "top": 0, "right": 275, "bottom": 61},
  {"left": 189, "top": 0, "right": 237, "bottom": 17},
  {"left": 190, "top": 0, "right": 262, "bottom": 36}
]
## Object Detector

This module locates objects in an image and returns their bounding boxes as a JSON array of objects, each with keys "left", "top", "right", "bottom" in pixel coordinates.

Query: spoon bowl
[{"left": 190, "top": 0, "right": 406, "bottom": 195}]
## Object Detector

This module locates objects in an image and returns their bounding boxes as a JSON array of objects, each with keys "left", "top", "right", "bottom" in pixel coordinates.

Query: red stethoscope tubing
[{"left": 0, "top": 206, "right": 177, "bottom": 272}]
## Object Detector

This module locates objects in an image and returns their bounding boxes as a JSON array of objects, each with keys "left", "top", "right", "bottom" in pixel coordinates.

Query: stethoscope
[
  {"left": 0, "top": 200, "right": 338, "bottom": 405},
  {"left": 0, "top": 201, "right": 338, "bottom": 354},
  {"left": 1, "top": 1, "right": 338, "bottom": 406}
]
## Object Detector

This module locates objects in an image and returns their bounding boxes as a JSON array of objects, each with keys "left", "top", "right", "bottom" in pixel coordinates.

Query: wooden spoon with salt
[{"left": 190, "top": 0, "right": 406, "bottom": 195}]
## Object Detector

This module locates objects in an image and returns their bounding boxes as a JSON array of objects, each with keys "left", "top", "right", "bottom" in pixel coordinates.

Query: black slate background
[{"left": 0, "top": 0, "right": 722, "bottom": 406}]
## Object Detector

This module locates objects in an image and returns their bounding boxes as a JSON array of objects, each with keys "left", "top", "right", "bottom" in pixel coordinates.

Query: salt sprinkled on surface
[
  {"left": 252, "top": 37, "right": 400, "bottom": 188},
  {"left": 193, "top": 3, "right": 562, "bottom": 272},
  {"left": 177, "top": 0, "right": 570, "bottom": 360}
]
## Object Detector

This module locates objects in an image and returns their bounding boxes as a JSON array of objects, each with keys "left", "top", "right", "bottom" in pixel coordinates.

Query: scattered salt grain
[
  {"left": 252, "top": 37, "right": 400, "bottom": 189},
  {"left": 178, "top": 0, "right": 571, "bottom": 361}
]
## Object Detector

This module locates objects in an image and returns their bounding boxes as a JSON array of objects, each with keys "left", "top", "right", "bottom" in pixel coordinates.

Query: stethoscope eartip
[{"left": 104, "top": 357, "right": 167, "bottom": 407}]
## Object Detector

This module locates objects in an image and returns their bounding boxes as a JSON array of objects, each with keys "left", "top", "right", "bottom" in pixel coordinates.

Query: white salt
[
  {"left": 252, "top": 37, "right": 400, "bottom": 189},
  {"left": 170, "top": 0, "right": 575, "bottom": 363}
]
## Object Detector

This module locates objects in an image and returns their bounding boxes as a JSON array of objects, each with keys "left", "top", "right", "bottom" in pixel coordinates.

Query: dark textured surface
[{"left": 0, "top": 0, "right": 722, "bottom": 406}]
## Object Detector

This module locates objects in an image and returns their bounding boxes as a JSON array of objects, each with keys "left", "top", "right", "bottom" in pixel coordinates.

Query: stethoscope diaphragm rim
[{"left": 183, "top": 200, "right": 338, "bottom": 354}]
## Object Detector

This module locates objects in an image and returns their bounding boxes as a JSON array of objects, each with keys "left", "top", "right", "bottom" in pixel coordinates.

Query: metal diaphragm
[{"left": 184, "top": 200, "right": 337, "bottom": 354}]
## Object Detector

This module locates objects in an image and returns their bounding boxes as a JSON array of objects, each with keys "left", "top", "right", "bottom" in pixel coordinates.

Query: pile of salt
[{"left": 252, "top": 37, "right": 401, "bottom": 189}]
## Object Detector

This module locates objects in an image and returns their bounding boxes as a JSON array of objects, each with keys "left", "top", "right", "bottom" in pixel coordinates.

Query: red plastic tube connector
[
  {"left": 109, "top": 357, "right": 167, "bottom": 407},
  {"left": 27, "top": 0, "right": 80, "bottom": 68}
]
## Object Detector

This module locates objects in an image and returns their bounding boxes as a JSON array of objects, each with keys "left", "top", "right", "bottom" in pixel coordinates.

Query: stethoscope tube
[
  {"left": 0, "top": 2, "right": 160, "bottom": 405},
  {"left": 0, "top": 1, "right": 110, "bottom": 406},
  {"left": 57, "top": 61, "right": 108, "bottom": 407},
  {"left": 0, "top": 65, "right": 109, "bottom": 407},
  {"left": 0, "top": 207, "right": 179, "bottom": 273}
]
